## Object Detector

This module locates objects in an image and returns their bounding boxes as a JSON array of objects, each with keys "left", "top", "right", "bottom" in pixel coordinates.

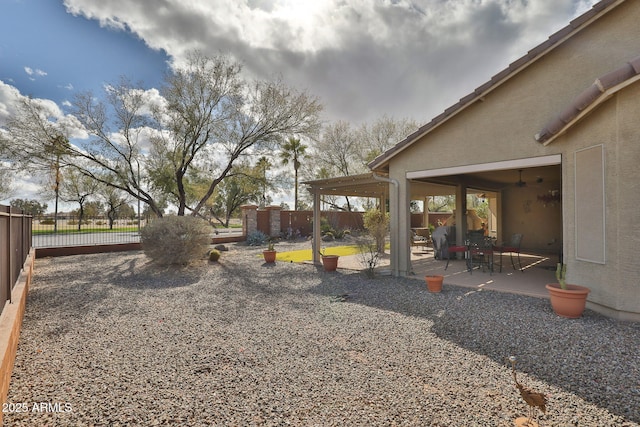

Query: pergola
[
  {"left": 303, "top": 172, "right": 476, "bottom": 273},
  {"left": 303, "top": 173, "right": 390, "bottom": 266}
]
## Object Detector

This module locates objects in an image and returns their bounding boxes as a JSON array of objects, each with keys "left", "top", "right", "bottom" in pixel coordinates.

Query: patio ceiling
[
  {"left": 303, "top": 166, "right": 561, "bottom": 200},
  {"left": 410, "top": 165, "right": 561, "bottom": 197}
]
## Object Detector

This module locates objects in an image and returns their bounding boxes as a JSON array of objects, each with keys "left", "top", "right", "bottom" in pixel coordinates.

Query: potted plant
[
  {"left": 263, "top": 241, "right": 277, "bottom": 263},
  {"left": 425, "top": 275, "right": 444, "bottom": 293},
  {"left": 318, "top": 249, "right": 339, "bottom": 272},
  {"left": 545, "top": 263, "right": 590, "bottom": 318}
]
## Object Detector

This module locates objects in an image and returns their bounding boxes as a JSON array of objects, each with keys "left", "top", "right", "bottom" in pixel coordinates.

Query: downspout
[
  {"left": 372, "top": 173, "right": 399, "bottom": 276},
  {"left": 372, "top": 173, "right": 398, "bottom": 194}
]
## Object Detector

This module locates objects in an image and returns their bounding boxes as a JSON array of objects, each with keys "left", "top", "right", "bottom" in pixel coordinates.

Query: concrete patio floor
[{"left": 337, "top": 247, "right": 559, "bottom": 299}]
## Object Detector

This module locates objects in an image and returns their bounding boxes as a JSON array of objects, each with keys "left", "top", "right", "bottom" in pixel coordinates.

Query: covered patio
[
  {"left": 337, "top": 246, "right": 558, "bottom": 299},
  {"left": 304, "top": 172, "right": 558, "bottom": 298}
]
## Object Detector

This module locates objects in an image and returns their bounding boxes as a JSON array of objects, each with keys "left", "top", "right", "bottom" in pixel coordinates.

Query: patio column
[
  {"left": 373, "top": 173, "right": 401, "bottom": 276},
  {"left": 394, "top": 176, "right": 408, "bottom": 276},
  {"left": 455, "top": 184, "right": 468, "bottom": 247},
  {"left": 311, "top": 190, "right": 321, "bottom": 265},
  {"left": 423, "top": 196, "right": 429, "bottom": 228}
]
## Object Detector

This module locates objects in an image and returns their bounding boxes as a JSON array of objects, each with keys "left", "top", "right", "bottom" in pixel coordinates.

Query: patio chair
[
  {"left": 411, "top": 229, "right": 432, "bottom": 252},
  {"left": 493, "top": 233, "right": 524, "bottom": 272},
  {"left": 468, "top": 234, "right": 494, "bottom": 275},
  {"left": 442, "top": 238, "right": 471, "bottom": 272}
]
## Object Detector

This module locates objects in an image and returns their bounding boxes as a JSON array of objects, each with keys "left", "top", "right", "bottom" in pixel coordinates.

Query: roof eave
[{"left": 536, "top": 72, "right": 640, "bottom": 146}]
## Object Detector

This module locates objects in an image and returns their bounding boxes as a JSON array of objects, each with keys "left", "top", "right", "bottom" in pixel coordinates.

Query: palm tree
[
  {"left": 280, "top": 136, "right": 307, "bottom": 210},
  {"left": 256, "top": 156, "right": 272, "bottom": 207},
  {"left": 45, "top": 134, "right": 70, "bottom": 233}
]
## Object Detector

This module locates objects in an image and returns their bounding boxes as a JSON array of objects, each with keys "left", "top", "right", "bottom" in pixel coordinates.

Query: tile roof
[
  {"left": 535, "top": 55, "right": 640, "bottom": 144},
  {"left": 368, "top": 0, "right": 625, "bottom": 171}
]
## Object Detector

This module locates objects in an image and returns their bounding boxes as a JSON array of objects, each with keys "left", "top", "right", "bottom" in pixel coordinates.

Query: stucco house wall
[{"left": 378, "top": 0, "right": 640, "bottom": 320}]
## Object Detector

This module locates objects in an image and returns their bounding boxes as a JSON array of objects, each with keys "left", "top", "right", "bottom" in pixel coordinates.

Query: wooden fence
[
  {"left": 0, "top": 206, "right": 32, "bottom": 307},
  {"left": 0, "top": 205, "right": 34, "bottom": 419}
]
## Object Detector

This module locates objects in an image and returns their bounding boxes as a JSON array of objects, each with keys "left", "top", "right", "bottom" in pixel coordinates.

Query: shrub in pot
[
  {"left": 425, "top": 275, "right": 443, "bottom": 293},
  {"left": 263, "top": 241, "right": 277, "bottom": 263},
  {"left": 318, "top": 249, "right": 339, "bottom": 272},
  {"left": 545, "top": 263, "right": 590, "bottom": 318}
]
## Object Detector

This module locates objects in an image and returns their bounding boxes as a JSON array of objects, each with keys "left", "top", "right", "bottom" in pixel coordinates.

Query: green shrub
[
  {"left": 320, "top": 217, "right": 333, "bottom": 234},
  {"left": 40, "top": 219, "right": 55, "bottom": 225},
  {"left": 332, "top": 228, "right": 345, "bottom": 239},
  {"left": 246, "top": 230, "right": 269, "bottom": 246},
  {"left": 208, "top": 249, "right": 221, "bottom": 262},
  {"left": 322, "top": 231, "right": 334, "bottom": 241},
  {"left": 363, "top": 209, "right": 390, "bottom": 254},
  {"left": 140, "top": 216, "right": 212, "bottom": 265}
]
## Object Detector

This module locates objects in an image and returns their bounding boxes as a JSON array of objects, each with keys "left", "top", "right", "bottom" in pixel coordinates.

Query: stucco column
[
  {"left": 312, "top": 190, "right": 321, "bottom": 265},
  {"left": 265, "top": 205, "right": 281, "bottom": 238},
  {"left": 423, "top": 196, "right": 429, "bottom": 228},
  {"left": 241, "top": 205, "right": 258, "bottom": 237},
  {"left": 396, "top": 177, "right": 411, "bottom": 276},
  {"left": 455, "top": 184, "right": 468, "bottom": 247}
]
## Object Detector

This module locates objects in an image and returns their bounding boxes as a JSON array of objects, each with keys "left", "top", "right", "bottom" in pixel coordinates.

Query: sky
[{"left": 0, "top": 0, "right": 598, "bottom": 208}]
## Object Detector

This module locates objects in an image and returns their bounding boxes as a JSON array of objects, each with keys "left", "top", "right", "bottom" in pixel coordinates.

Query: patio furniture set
[{"left": 413, "top": 226, "right": 523, "bottom": 274}]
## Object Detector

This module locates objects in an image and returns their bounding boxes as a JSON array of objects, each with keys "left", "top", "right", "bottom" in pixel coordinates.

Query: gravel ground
[{"left": 4, "top": 241, "right": 640, "bottom": 426}]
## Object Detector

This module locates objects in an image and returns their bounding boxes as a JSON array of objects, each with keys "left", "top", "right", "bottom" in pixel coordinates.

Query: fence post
[
  {"left": 4, "top": 206, "right": 11, "bottom": 305},
  {"left": 241, "top": 205, "right": 258, "bottom": 237},
  {"left": 265, "top": 205, "right": 281, "bottom": 238}
]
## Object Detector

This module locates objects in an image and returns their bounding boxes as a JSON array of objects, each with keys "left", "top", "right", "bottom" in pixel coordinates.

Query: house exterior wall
[
  {"left": 558, "top": 83, "right": 640, "bottom": 320},
  {"left": 386, "top": 1, "right": 640, "bottom": 320},
  {"left": 612, "top": 83, "right": 640, "bottom": 319}
]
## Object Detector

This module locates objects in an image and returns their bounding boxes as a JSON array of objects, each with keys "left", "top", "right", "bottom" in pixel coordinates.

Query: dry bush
[{"left": 141, "top": 216, "right": 212, "bottom": 265}]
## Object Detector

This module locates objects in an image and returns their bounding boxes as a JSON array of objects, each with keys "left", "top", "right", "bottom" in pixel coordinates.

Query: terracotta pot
[
  {"left": 425, "top": 275, "right": 444, "bottom": 293},
  {"left": 263, "top": 250, "right": 276, "bottom": 263},
  {"left": 321, "top": 255, "right": 339, "bottom": 271},
  {"left": 545, "top": 283, "right": 590, "bottom": 318}
]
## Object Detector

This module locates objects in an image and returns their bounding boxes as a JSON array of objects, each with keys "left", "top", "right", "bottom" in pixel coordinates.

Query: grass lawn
[
  {"left": 273, "top": 245, "right": 362, "bottom": 262},
  {"left": 270, "top": 242, "right": 390, "bottom": 263}
]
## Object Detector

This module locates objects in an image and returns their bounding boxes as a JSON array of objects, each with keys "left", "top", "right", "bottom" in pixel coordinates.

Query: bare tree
[
  {"left": 188, "top": 73, "right": 323, "bottom": 216},
  {"left": 312, "top": 121, "right": 361, "bottom": 211},
  {"left": 356, "top": 115, "right": 417, "bottom": 164},
  {"left": 315, "top": 121, "right": 360, "bottom": 176},
  {"left": 307, "top": 116, "right": 417, "bottom": 212},
  {"left": 4, "top": 53, "right": 322, "bottom": 219},
  {"left": 141, "top": 51, "right": 323, "bottom": 216},
  {"left": 97, "top": 183, "right": 131, "bottom": 229},
  {"left": 61, "top": 168, "right": 99, "bottom": 231},
  {"left": 70, "top": 78, "right": 163, "bottom": 217}
]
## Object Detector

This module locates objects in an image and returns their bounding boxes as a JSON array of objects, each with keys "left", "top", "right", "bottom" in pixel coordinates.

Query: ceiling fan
[{"left": 515, "top": 169, "right": 527, "bottom": 187}]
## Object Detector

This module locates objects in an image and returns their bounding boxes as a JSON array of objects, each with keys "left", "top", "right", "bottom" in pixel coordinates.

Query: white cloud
[
  {"left": 0, "top": 80, "right": 24, "bottom": 124},
  {"left": 24, "top": 67, "right": 47, "bottom": 77},
  {"left": 62, "top": 0, "right": 599, "bottom": 123},
  {"left": 0, "top": 80, "right": 88, "bottom": 139}
]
